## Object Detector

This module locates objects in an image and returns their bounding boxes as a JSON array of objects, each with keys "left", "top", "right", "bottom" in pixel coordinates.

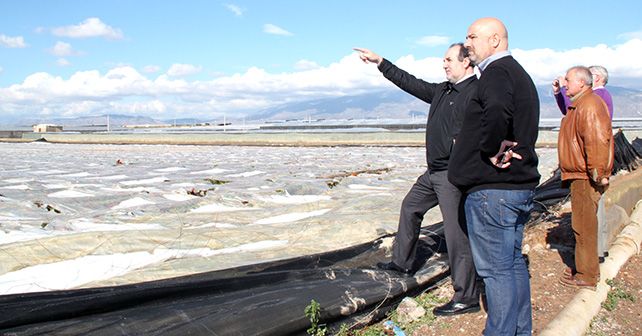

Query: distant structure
[{"left": 33, "top": 124, "right": 63, "bottom": 133}]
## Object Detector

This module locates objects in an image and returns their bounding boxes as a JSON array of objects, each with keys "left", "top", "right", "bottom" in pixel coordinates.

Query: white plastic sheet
[{"left": 0, "top": 142, "right": 558, "bottom": 294}]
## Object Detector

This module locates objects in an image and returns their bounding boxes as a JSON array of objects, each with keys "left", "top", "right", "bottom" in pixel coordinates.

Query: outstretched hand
[
  {"left": 353, "top": 47, "right": 383, "bottom": 65},
  {"left": 490, "top": 140, "right": 521, "bottom": 169}
]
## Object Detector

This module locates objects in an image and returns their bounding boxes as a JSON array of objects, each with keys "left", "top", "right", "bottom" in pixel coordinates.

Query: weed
[
  {"left": 603, "top": 279, "right": 636, "bottom": 311},
  {"left": 204, "top": 178, "right": 230, "bottom": 185},
  {"left": 34, "top": 201, "right": 61, "bottom": 213},
  {"left": 347, "top": 293, "right": 451, "bottom": 335},
  {"left": 304, "top": 300, "right": 327, "bottom": 336},
  {"left": 323, "top": 167, "right": 393, "bottom": 189},
  {"left": 326, "top": 180, "right": 340, "bottom": 189},
  {"left": 586, "top": 316, "right": 607, "bottom": 336}
]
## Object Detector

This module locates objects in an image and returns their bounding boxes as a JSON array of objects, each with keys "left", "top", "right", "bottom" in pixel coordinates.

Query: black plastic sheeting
[
  {"left": 1, "top": 132, "right": 640, "bottom": 336},
  {"left": 0, "top": 229, "right": 450, "bottom": 335},
  {"left": 615, "top": 131, "right": 642, "bottom": 173}
]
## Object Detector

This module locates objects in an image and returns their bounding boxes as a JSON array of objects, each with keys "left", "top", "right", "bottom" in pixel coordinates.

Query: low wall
[{"left": 20, "top": 131, "right": 426, "bottom": 146}]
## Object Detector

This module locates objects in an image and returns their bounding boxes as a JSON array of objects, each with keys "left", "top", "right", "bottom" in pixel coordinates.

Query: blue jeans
[{"left": 465, "top": 189, "right": 534, "bottom": 336}]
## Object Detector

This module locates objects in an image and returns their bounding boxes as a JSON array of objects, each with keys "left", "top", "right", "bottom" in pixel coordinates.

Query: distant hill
[
  {"left": 2, "top": 86, "right": 640, "bottom": 127},
  {"left": 1, "top": 114, "right": 216, "bottom": 128},
  {"left": 254, "top": 85, "right": 642, "bottom": 121},
  {"left": 252, "top": 90, "right": 429, "bottom": 122},
  {"left": 1, "top": 114, "right": 164, "bottom": 127}
]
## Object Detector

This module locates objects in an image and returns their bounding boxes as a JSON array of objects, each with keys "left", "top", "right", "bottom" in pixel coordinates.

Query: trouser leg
[
  {"left": 597, "top": 194, "right": 607, "bottom": 258},
  {"left": 431, "top": 171, "right": 478, "bottom": 304},
  {"left": 465, "top": 189, "right": 533, "bottom": 336},
  {"left": 392, "top": 171, "right": 438, "bottom": 270},
  {"left": 570, "top": 179, "right": 602, "bottom": 284}
]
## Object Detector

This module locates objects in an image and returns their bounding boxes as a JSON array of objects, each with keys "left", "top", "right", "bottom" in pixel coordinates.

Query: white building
[{"left": 33, "top": 124, "right": 63, "bottom": 133}]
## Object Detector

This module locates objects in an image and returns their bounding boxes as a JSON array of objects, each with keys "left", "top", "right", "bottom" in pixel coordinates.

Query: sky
[{"left": 1, "top": 0, "right": 642, "bottom": 123}]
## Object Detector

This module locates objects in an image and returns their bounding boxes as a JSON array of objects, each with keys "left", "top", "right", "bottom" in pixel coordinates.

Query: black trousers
[{"left": 392, "top": 170, "right": 478, "bottom": 304}]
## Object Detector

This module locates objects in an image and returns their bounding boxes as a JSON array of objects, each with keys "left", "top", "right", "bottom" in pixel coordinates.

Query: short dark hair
[{"left": 450, "top": 43, "right": 469, "bottom": 62}]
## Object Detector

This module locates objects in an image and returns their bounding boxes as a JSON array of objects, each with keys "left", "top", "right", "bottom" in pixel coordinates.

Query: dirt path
[{"left": 409, "top": 205, "right": 642, "bottom": 336}]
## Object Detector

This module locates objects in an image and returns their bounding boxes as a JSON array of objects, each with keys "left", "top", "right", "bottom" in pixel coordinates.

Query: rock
[{"left": 397, "top": 297, "right": 426, "bottom": 323}]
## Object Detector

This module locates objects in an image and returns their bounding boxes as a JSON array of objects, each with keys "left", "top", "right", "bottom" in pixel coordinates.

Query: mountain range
[{"left": 3, "top": 85, "right": 641, "bottom": 127}]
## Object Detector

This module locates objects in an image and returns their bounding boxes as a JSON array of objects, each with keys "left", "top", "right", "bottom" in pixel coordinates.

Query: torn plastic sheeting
[{"left": 0, "top": 232, "right": 449, "bottom": 335}]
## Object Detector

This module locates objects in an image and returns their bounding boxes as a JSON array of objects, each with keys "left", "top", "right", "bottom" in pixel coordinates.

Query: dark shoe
[
  {"left": 559, "top": 275, "right": 597, "bottom": 290},
  {"left": 599, "top": 252, "right": 609, "bottom": 263},
  {"left": 376, "top": 261, "right": 412, "bottom": 277},
  {"left": 433, "top": 300, "right": 481, "bottom": 316}
]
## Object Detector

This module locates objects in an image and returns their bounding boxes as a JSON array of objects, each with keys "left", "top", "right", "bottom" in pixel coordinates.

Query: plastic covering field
[{"left": 0, "top": 132, "right": 639, "bottom": 335}]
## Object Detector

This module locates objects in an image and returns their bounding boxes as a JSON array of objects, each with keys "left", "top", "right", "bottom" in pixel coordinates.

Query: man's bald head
[{"left": 464, "top": 17, "right": 509, "bottom": 65}]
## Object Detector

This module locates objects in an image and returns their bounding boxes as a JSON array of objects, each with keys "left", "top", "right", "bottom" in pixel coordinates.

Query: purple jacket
[{"left": 555, "top": 86, "right": 613, "bottom": 119}]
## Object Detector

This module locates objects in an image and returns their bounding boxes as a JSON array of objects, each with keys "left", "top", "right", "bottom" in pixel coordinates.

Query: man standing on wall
[{"left": 354, "top": 43, "right": 480, "bottom": 316}]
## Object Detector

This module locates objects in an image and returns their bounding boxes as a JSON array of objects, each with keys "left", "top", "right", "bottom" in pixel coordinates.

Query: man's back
[{"left": 448, "top": 55, "right": 540, "bottom": 192}]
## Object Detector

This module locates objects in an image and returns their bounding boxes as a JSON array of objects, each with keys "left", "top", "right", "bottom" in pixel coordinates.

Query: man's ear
[
  {"left": 491, "top": 33, "right": 501, "bottom": 48},
  {"left": 463, "top": 57, "right": 471, "bottom": 68}
]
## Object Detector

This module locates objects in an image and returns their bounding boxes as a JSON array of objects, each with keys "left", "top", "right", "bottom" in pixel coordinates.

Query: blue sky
[{"left": 1, "top": 0, "right": 642, "bottom": 123}]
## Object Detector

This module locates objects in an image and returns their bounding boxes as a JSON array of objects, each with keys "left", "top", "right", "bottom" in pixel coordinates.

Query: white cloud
[
  {"left": 223, "top": 4, "right": 245, "bottom": 16},
  {"left": 294, "top": 60, "right": 320, "bottom": 70},
  {"left": 618, "top": 30, "right": 642, "bottom": 41},
  {"left": 263, "top": 24, "right": 293, "bottom": 36},
  {"left": 514, "top": 39, "right": 642, "bottom": 86},
  {"left": 206, "top": 70, "right": 227, "bottom": 77},
  {"left": 414, "top": 35, "right": 451, "bottom": 48},
  {"left": 167, "top": 63, "right": 203, "bottom": 77},
  {"left": 46, "top": 41, "right": 84, "bottom": 57},
  {"left": 0, "top": 66, "right": 3, "bottom": 74},
  {"left": 0, "top": 34, "right": 28, "bottom": 48},
  {"left": 139, "top": 65, "right": 163, "bottom": 74},
  {"left": 49, "top": 18, "right": 124, "bottom": 40},
  {"left": 53, "top": 58, "right": 71, "bottom": 67},
  {"left": 1, "top": 39, "right": 642, "bottom": 122}
]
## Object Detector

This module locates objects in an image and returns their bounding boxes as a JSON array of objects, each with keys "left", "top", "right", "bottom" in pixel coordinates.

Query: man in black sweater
[
  {"left": 355, "top": 44, "right": 480, "bottom": 316},
  {"left": 448, "top": 18, "right": 540, "bottom": 335}
]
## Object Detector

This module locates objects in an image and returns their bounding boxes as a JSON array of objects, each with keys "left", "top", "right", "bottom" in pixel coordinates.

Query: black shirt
[{"left": 379, "top": 59, "right": 477, "bottom": 173}]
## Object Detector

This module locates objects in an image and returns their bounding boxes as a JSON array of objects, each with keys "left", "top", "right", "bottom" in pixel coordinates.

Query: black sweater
[
  {"left": 448, "top": 56, "right": 540, "bottom": 193},
  {"left": 379, "top": 59, "right": 477, "bottom": 173}
]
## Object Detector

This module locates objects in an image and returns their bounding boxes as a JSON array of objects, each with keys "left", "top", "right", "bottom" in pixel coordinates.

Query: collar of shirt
[
  {"left": 455, "top": 73, "right": 476, "bottom": 85},
  {"left": 593, "top": 85, "right": 605, "bottom": 90},
  {"left": 477, "top": 50, "right": 511, "bottom": 72},
  {"left": 570, "top": 87, "right": 591, "bottom": 104}
]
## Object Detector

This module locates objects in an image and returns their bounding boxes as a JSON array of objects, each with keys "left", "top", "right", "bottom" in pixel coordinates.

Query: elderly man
[
  {"left": 553, "top": 66, "right": 613, "bottom": 261},
  {"left": 354, "top": 44, "right": 480, "bottom": 316},
  {"left": 558, "top": 66, "right": 614, "bottom": 290},
  {"left": 553, "top": 65, "right": 613, "bottom": 119},
  {"left": 448, "top": 18, "right": 540, "bottom": 336}
]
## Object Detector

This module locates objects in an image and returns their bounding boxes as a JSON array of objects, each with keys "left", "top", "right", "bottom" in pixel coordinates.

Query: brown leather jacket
[{"left": 558, "top": 88, "right": 614, "bottom": 182}]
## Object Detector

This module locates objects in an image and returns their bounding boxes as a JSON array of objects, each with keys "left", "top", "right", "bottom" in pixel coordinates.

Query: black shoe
[
  {"left": 376, "top": 261, "right": 412, "bottom": 277},
  {"left": 433, "top": 300, "right": 481, "bottom": 316}
]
